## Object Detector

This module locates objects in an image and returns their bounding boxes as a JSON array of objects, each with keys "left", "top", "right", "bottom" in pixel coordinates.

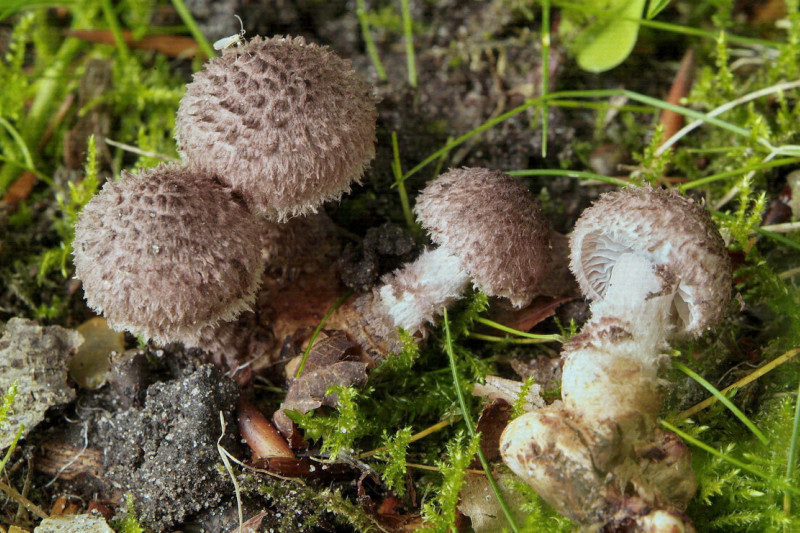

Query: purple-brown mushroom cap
[
  {"left": 73, "top": 164, "right": 264, "bottom": 345},
  {"left": 414, "top": 168, "right": 551, "bottom": 307},
  {"left": 569, "top": 185, "right": 731, "bottom": 337},
  {"left": 175, "top": 36, "right": 378, "bottom": 221}
]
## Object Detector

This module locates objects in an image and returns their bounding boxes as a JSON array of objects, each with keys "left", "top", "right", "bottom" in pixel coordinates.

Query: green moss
[
  {"left": 112, "top": 494, "right": 146, "bottom": 533},
  {"left": 420, "top": 432, "right": 480, "bottom": 531},
  {"left": 375, "top": 426, "right": 414, "bottom": 495}
]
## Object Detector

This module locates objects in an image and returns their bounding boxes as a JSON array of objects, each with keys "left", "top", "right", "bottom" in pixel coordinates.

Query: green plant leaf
[
  {"left": 573, "top": 0, "right": 647, "bottom": 73},
  {"left": 646, "top": 0, "right": 670, "bottom": 19}
]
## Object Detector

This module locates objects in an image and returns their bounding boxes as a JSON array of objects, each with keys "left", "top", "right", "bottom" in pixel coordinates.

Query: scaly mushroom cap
[
  {"left": 569, "top": 186, "right": 731, "bottom": 337},
  {"left": 175, "top": 36, "right": 378, "bottom": 221},
  {"left": 73, "top": 164, "right": 264, "bottom": 345},
  {"left": 414, "top": 168, "right": 551, "bottom": 307}
]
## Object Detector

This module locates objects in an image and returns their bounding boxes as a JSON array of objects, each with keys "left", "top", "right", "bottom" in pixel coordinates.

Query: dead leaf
[
  {"left": 36, "top": 440, "right": 103, "bottom": 481},
  {"left": 282, "top": 333, "right": 368, "bottom": 413},
  {"left": 65, "top": 30, "right": 200, "bottom": 58},
  {"left": 474, "top": 400, "right": 513, "bottom": 463},
  {"left": 660, "top": 48, "right": 695, "bottom": 148},
  {"left": 239, "top": 511, "right": 268, "bottom": 533},
  {"left": 748, "top": 0, "right": 787, "bottom": 23},
  {"left": 50, "top": 497, "right": 81, "bottom": 516},
  {"left": 273, "top": 332, "right": 368, "bottom": 437},
  {"left": 487, "top": 295, "right": 573, "bottom": 334},
  {"left": 0, "top": 171, "right": 36, "bottom": 208}
]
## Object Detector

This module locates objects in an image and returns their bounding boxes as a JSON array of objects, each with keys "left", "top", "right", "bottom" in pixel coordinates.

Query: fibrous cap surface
[
  {"left": 175, "top": 36, "right": 378, "bottom": 221},
  {"left": 73, "top": 164, "right": 264, "bottom": 345},
  {"left": 414, "top": 168, "right": 550, "bottom": 307},
  {"left": 569, "top": 185, "right": 731, "bottom": 337}
]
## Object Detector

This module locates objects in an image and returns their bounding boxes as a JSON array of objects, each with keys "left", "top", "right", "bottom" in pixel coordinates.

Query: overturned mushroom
[
  {"left": 334, "top": 167, "right": 570, "bottom": 358},
  {"left": 73, "top": 164, "right": 264, "bottom": 345},
  {"left": 175, "top": 36, "right": 378, "bottom": 221},
  {"left": 501, "top": 186, "right": 732, "bottom": 531}
]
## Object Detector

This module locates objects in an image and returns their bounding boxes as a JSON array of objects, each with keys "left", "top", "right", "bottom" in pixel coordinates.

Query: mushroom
[
  {"left": 73, "top": 164, "right": 264, "bottom": 345},
  {"left": 500, "top": 186, "right": 732, "bottom": 531},
  {"left": 334, "top": 167, "right": 568, "bottom": 357},
  {"left": 175, "top": 36, "right": 378, "bottom": 221}
]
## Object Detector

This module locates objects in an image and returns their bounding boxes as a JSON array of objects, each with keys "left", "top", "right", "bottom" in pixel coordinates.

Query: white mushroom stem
[
  {"left": 562, "top": 253, "right": 677, "bottom": 425},
  {"left": 377, "top": 246, "right": 470, "bottom": 333},
  {"left": 500, "top": 253, "right": 696, "bottom": 530},
  {"left": 588, "top": 252, "right": 676, "bottom": 351}
]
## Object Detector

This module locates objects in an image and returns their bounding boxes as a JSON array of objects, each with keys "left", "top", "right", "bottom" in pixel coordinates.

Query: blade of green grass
[
  {"left": 658, "top": 80, "right": 800, "bottom": 156},
  {"left": 541, "top": 0, "right": 550, "bottom": 157},
  {"left": 0, "top": 0, "right": 73, "bottom": 21},
  {"left": 475, "top": 317, "right": 564, "bottom": 342},
  {"left": 0, "top": 425, "right": 23, "bottom": 474},
  {"left": 356, "top": 0, "right": 387, "bottom": 80},
  {"left": 391, "top": 132, "right": 415, "bottom": 229},
  {"left": 507, "top": 168, "right": 629, "bottom": 186},
  {"left": 170, "top": 0, "right": 214, "bottom": 58},
  {"left": 785, "top": 379, "right": 800, "bottom": 513},
  {"left": 394, "top": 88, "right": 758, "bottom": 187},
  {"left": 678, "top": 349, "right": 800, "bottom": 420},
  {"left": 0, "top": 117, "right": 34, "bottom": 171},
  {"left": 711, "top": 210, "right": 800, "bottom": 251},
  {"left": 661, "top": 420, "right": 800, "bottom": 496},
  {"left": 468, "top": 332, "right": 561, "bottom": 344},
  {"left": 680, "top": 157, "right": 800, "bottom": 192},
  {"left": 673, "top": 361, "right": 768, "bottom": 445},
  {"left": 400, "top": 0, "right": 417, "bottom": 87},
  {"left": 443, "top": 308, "right": 519, "bottom": 533},
  {"left": 100, "top": 0, "right": 129, "bottom": 61}
]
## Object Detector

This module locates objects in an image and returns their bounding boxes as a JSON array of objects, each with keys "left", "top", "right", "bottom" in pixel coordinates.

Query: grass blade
[
  {"left": 673, "top": 361, "right": 768, "bottom": 445},
  {"left": 170, "top": 0, "right": 214, "bottom": 58},
  {"left": 661, "top": 420, "right": 800, "bottom": 496},
  {"left": 541, "top": 0, "right": 550, "bottom": 157},
  {"left": 294, "top": 290, "right": 354, "bottom": 378},
  {"left": 442, "top": 308, "right": 519, "bottom": 533},
  {"left": 356, "top": 0, "right": 387, "bottom": 80},
  {"left": 785, "top": 379, "right": 800, "bottom": 512},
  {"left": 475, "top": 317, "right": 563, "bottom": 342},
  {"left": 400, "top": 0, "right": 417, "bottom": 87}
]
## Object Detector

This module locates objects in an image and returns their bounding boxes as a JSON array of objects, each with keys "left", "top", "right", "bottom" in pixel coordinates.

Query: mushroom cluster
[
  {"left": 74, "top": 36, "right": 378, "bottom": 350},
  {"left": 500, "top": 186, "right": 732, "bottom": 531},
  {"left": 71, "top": 30, "right": 735, "bottom": 532}
]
